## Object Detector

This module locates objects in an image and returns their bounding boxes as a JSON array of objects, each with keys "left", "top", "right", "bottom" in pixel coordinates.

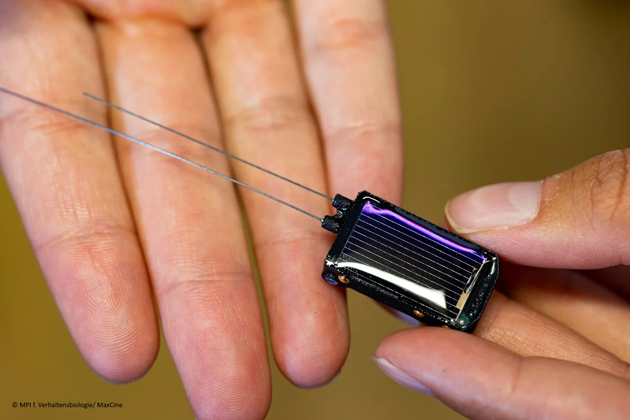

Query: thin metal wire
[
  {"left": 0, "top": 87, "right": 323, "bottom": 222},
  {"left": 84, "top": 93, "right": 334, "bottom": 201}
]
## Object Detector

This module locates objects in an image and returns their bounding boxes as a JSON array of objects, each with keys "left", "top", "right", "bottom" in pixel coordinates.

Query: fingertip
[
  {"left": 374, "top": 327, "right": 523, "bottom": 419},
  {"left": 375, "top": 326, "right": 453, "bottom": 359},
  {"left": 275, "top": 326, "right": 349, "bottom": 389},
  {"left": 44, "top": 242, "right": 162, "bottom": 385},
  {"left": 444, "top": 151, "right": 630, "bottom": 269},
  {"left": 88, "top": 333, "right": 159, "bottom": 384},
  {"left": 187, "top": 366, "right": 271, "bottom": 420},
  {"left": 78, "top": 307, "right": 160, "bottom": 384},
  {"left": 272, "top": 292, "right": 350, "bottom": 388},
  {"left": 372, "top": 355, "right": 436, "bottom": 397},
  {"left": 445, "top": 182, "right": 542, "bottom": 235},
  {"left": 190, "top": 386, "right": 271, "bottom": 420},
  {"left": 374, "top": 326, "right": 514, "bottom": 385}
]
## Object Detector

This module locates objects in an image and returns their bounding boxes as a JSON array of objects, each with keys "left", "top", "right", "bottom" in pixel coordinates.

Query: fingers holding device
[{"left": 376, "top": 150, "right": 630, "bottom": 419}]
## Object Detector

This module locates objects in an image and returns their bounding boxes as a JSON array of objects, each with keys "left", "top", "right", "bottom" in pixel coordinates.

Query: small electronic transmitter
[
  {"left": 321, "top": 191, "right": 498, "bottom": 332},
  {"left": 0, "top": 87, "right": 499, "bottom": 333}
]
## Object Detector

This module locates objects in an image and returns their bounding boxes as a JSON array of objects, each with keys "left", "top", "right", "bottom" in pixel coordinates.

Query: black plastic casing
[{"left": 321, "top": 191, "right": 499, "bottom": 333}]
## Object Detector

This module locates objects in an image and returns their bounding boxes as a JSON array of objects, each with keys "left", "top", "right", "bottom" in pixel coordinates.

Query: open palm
[
  {"left": 3, "top": 1, "right": 629, "bottom": 419},
  {"left": 0, "top": 1, "right": 402, "bottom": 418}
]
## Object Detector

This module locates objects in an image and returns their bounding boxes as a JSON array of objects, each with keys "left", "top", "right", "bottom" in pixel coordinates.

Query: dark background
[{"left": 1, "top": 1, "right": 629, "bottom": 419}]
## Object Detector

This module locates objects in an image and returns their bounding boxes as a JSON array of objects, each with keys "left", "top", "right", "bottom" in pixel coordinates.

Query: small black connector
[
  {"left": 332, "top": 194, "right": 353, "bottom": 211},
  {"left": 322, "top": 194, "right": 354, "bottom": 233}
]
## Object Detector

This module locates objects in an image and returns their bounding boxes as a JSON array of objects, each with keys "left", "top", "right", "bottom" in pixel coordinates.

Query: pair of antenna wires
[{"left": 0, "top": 87, "right": 331, "bottom": 221}]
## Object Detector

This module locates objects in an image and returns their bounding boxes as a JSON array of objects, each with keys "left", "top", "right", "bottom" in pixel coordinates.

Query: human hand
[
  {"left": 0, "top": 1, "right": 402, "bottom": 418},
  {"left": 375, "top": 150, "right": 630, "bottom": 419}
]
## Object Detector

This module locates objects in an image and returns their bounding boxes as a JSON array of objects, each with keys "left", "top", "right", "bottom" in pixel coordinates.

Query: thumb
[{"left": 445, "top": 149, "right": 630, "bottom": 269}]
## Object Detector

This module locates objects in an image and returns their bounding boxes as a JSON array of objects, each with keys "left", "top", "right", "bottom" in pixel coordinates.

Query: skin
[
  {"left": 1, "top": 1, "right": 628, "bottom": 419},
  {"left": 376, "top": 150, "right": 630, "bottom": 419},
  {"left": 0, "top": 0, "right": 401, "bottom": 418}
]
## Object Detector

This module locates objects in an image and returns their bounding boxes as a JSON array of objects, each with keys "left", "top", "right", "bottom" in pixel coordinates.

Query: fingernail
[
  {"left": 446, "top": 181, "right": 542, "bottom": 233},
  {"left": 372, "top": 356, "right": 435, "bottom": 397}
]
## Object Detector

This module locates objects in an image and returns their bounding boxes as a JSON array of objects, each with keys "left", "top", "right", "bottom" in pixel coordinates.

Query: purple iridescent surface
[
  {"left": 362, "top": 201, "right": 486, "bottom": 261},
  {"left": 326, "top": 193, "right": 498, "bottom": 328}
]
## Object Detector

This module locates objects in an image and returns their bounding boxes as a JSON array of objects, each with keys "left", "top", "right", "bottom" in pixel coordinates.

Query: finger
[
  {"left": 474, "top": 292, "right": 629, "bottom": 378},
  {"left": 97, "top": 20, "right": 269, "bottom": 419},
  {"left": 293, "top": 0, "right": 403, "bottom": 201},
  {"left": 0, "top": 0, "right": 157, "bottom": 382},
  {"left": 200, "top": 1, "right": 348, "bottom": 387},
  {"left": 375, "top": 328, "right": 630, "bottom": 420},
  {"left": 445, "top": 149, "right": 630, "bottom": 268},
  {"left": 499, "top": 263, "right": 630, "bottom": 363}
]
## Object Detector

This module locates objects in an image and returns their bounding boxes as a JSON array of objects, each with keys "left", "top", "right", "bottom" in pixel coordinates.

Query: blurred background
[{"left": 1, "top": 1, "right": 629, "bottom": 419}]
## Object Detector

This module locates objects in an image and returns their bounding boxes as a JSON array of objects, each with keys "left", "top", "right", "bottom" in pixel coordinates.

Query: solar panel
[{"left": 322, "top": 191, "right": 499, "bottom": 332}]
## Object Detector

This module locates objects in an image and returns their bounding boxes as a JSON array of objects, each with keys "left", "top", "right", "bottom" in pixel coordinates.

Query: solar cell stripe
[
  {"left": 344, "top": 246, "right": 461, "bottom": 301},
  {"left": 348, "top": 273, "right": 459, "bottom": 317},
  {"left": 353, "top": 220, "right": 474, "bottom": 277},
  {"left": 352, "top": 225, "right": 471, "bottom": 284},
  {"left": 361, "top": 212, "right": 483, "bottom": 265},
  {"left": 344, "top": 241, "right": 464, "bottom": 299},
  {"left": 336, "top": 203, "right": 493, "bottom": 317},
  {"left": 358, "top": 215, "right": 479, "bottom": 270},
  {"left": 344, "top": 248, "right": 460, "bottom": 316},
  {"left": 348, "top": 232, "right": 469, "bottom": 287},
  {"left": 354, "top": 217, "right": 477, "bottom": 280},
  {"left": 348, "top": 269, "right": 460, "bottom": 317}
]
